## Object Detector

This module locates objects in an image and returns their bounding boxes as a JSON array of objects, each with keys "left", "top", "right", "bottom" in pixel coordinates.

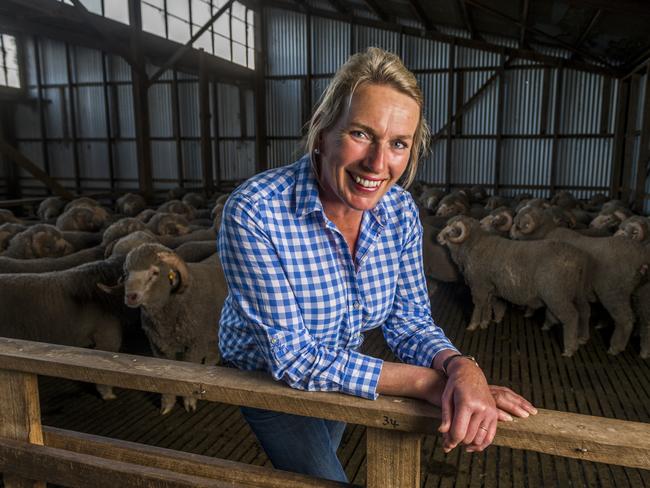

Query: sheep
[
  {"left": 182, "top": 192, "right": 206, "bottom": 209},
  {"left": 101, "top": 218, "right": 147, "bottom": 247},
  {"left": 3, "top": 224, "right": 74, "bottom": 259},
  {"left": 0, "top": 223, "right": 26, "bottom": 252},
  {"left": 103, "top": 243, "right": 226, "bottom": 414},
  {"left": 438, "top": 215, "right": 592, "bottom": 356},
  {"left": 436, "top": 192, "right": 470, "bottom": 218},
  {"left": 421, "top": 222, "right": 460, "bottom": 297},
  {"left": 37, "top": 197, "right": 66, "bottom": 220},
  {"left": 56, "top": 206, "right": 111, "bottom": 232},
  {"left": 135, "top": 208, "right": 157, "bottom": 223},
  {"left": 615, "top": 216, "right": 650, "bottom": 245},
  {"left": 511, "top": 206, "right": 650, "bottom": 354},
  {"left": 479, "top": 207, "right": 514, "bottom": 237},
  {"left": 484, "top": 195, "right": 511, "bottom": 211},
  {"left": 146, "top": 212, "right": 192, "bottom": 236},
  {"left": 0, "top": 256, "right": 137, "bottom": 399},
  {"left": 173, "top": 240, "right": 218, "bottom": 263},
  {"left": 63, "top": 196, "right": 101, "bottom": 212},
  {"left": 116, "top": 193, "right": 147, "bottom": 217},
  {"left": 590, "top": 205, "right": 633, "bottom": 232},
  {"left": 0, "top": 245, "right": 106, "bottom": 274},
  {"left": 0, "top": 208, "right": 21, "bottom": 224},
  {"left": 105, "top": 230, "right": 160, "bottom": 259},
  {"left": 157, "top": 200, "right": 195, "bottom": 220}
]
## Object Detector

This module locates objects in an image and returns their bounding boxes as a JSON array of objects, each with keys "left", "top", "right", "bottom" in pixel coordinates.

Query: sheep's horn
[
  {"left": 495, "top": 211, "right": 513, "bottom": 232},
  {"left": 447, "top": 220, "right": 469, "bottom": 244},
  {"left": 97, "top": 275, "right": 125, "bottom": 295},
  {"left": 613, "top": 210, "right": 630, "bottom": 223},
  {"left": 157, "top": 251, "right": 190, "bottom": 293},
  {"left": 518, "top": 213, "right": 535, "bottom": 235},
  {"left": 625, "top": 221, "right": 645, "bottom": 241}
]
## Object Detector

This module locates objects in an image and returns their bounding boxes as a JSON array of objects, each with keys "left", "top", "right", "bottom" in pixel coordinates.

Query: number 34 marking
[{"left": 383, "top": 416, "right": 400, "bottom": 428}]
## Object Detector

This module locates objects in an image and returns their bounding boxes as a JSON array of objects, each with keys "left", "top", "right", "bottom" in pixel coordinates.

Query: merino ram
[
  {"left": 103, "top": 243, "right": 227, "bottom": 414},
  {"left": 438, "top": 216, "right": 592, "bottom": 356}
]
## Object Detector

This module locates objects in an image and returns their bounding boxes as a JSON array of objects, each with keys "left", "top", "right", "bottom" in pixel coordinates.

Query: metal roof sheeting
[
  {"left": 556, "top": 139, "right": 612, "bottom": 198},
  {"left": 148, "top": 83, "right": 173, "bottom": 138},
  {"left": 217, "top": 83, "right": 243, "bottom": 138},
  {"left": 74, "top": 46, "right": 104, "bottom": 83},
  {"left": 416, "top": 141, "right": 447, "bottom": 184},
  {"left": 353, "top": 25, "right": 400, "bottom": 54},
  {"left": 462, "top": 72, "right": 497, "bottom": 135},
  {"left": 560, "top": 70, "right": 604, "bottom": 134},
  {"left": 219, "top": 140, "right": 256, "bottom": 180},
  {"left": 267, "top": 140, "right": 302, "bottom": 169},
  {"left": 151, "top": 141, "right": 178, "bottom": 180},
  {"left": 76, "top": 86, "right": 108, "bottom": 138},
  {"left": 417, "top": 73, "right": 448, "bottom": 134}
]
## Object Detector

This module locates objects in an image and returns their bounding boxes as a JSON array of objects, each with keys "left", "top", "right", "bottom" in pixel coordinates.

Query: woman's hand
[
  {"left": 489, "top": 385, "right": 538, "bottom": 421},
  {"left": 438, "top": 359, "right": 498, "bottom": 453}
]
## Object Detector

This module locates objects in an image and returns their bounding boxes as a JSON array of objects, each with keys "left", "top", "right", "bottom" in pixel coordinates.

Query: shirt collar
[{"left": 294, "top": 154, "right": 389, "bottom": 226}]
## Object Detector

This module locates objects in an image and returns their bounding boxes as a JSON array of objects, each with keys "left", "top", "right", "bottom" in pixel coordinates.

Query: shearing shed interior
[{"left": 0, "top": 0, "right": 649, "bottom": 487}]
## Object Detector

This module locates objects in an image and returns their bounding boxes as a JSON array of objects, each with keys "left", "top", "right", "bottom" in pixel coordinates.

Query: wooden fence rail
[{"left": 0, "top": 337, "right": 649, "bottom": 488}]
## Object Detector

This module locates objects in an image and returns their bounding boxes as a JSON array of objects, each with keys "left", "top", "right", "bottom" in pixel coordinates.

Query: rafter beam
[
  {"left": 519, "top": 0, "right": 530, "bottom": 48},
  {"left": 326, "top": 0, "right": 351, "bottom": 15},
  {"left": 566, "top": 0, "right": 650, "bottom": 17},
  {"left": 622, "top": 44, "right": 650, "bottom": 78},
  {"left": 455, "top": 0, "right": 476, "bottom": 39},
  {"left": 575, "top": 9, "right": 602, "bottom": 49},
  {"left": 465, "top": 0, "right": 615, "bottom": 70},
  {"left": 408, "top": 0, "right": 435, "bottom": 32},
  {"left": 362, "top": 0, "right": 392, "bottom": 23}
]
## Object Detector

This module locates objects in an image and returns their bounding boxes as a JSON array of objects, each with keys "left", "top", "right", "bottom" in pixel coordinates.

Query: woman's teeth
[{"left": 354, "top": 175, "right": 382, "bottom": 188}]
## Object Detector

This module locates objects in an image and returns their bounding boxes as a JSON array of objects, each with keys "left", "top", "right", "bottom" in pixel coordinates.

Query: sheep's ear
[{"left": 157, "top": 251, "right": 189, "bottom": 293}]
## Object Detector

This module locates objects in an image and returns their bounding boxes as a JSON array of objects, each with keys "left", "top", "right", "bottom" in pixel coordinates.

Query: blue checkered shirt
[{"left": 217, "top": 156, "right": 458, "bottom": 400}]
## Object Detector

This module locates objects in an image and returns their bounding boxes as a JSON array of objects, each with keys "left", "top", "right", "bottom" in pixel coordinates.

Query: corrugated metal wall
[
  {"left": 8, "top": 35, "right": 253, "bottom": 197},
  {"left": 263, "top": 8, "right": 619, "bottom": 200}
]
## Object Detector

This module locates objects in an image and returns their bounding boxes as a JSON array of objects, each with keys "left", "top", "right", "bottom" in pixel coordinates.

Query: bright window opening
[
  {"left": 141, "top": 0, "right": 255, "bottom": 69},
  {"left": 60, "top": 0, "right": 130, "bottom": 25},
  {"left": 0, "top": 34, "right": 20, "bottom": 88}
]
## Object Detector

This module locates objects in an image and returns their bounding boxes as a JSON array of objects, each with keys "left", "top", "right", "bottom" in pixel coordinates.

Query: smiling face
[{"left": 316, "top": 83, "right": 420, "bottom": 220}]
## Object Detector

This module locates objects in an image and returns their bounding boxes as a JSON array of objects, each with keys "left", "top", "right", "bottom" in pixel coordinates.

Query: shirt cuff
[
  {"left": 340, "top": 350, "right": 384, "bottom": 400},
  {"left": 415, "top": 337, "right": 459, "bottom": 370}
]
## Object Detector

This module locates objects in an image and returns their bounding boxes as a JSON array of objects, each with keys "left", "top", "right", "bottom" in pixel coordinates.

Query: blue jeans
[{"left": 240, "top": 406, "right": 349, "bottom": 483}]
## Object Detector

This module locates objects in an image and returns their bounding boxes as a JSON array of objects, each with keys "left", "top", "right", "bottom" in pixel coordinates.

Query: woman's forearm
[{"left": 376, "top": 361, "right": 446, "bottom": 405}]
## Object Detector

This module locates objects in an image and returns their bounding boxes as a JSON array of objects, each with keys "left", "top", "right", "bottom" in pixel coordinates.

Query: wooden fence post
[
  {"left": 366, "top": 427, "right": 422, "bottom": 488},
  {"left": 0, "top": 370, "right": 45, "bottom": 488}
]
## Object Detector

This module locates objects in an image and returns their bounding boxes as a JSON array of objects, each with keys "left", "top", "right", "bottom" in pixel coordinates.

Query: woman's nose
[{"left": 365, "top": 143, "right": 386, "bottom": 173}]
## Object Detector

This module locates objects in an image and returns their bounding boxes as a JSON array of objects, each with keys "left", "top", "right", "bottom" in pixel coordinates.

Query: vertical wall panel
[
  {"left": 219, "top": 141, "right": 256, "bottom": 179},
  {"left": 217, "top": 83, "right": 242, "bottom": 138},
  {"left": 151, "top": 141, "right": 178, "bottom": 182},
  {"left": 556, "top": 139, "right": 611, "bottom": 198},
  {"left": 311, "top": 17, "right": 350, "bottom": 75},
  {"left": 451, "top": 139, "right": 495, "bottom": 184},
  {"left": 403, "top": 36, "right": 449, "bottom": 70},
  {"left": 178, "top": 82, "right": 200, "bottom": 138},
  {"left": 561, "top": 70, "right": 603, "bottom": 134},
  {"left": 353, "top": 25, "right": 400, "bottom": 54},
  {"left": 74, "top": 46, "right": 104, "bottom": 83},
  {"left": 500, "top": 139, "right": 552, "bottom": 197},
  {"left": 76, "top": 86, "right": 107, "bottom": 138},
  {"left": 503, "top": 69, "right": 544, "bottom": 134},
  {"left": 462, "top": 72, "right": 497, "bottom": 135},
  {"left": 267, "top": 79, "right": 303, "bottom": 136},
  {"left": 417, "top": 73, "right": 448, "bottom": 134},
  {"left": 266, "top": 9, "right": 307, "bottom": 76},
  {"left": 148, "top": 83, "right": 173, "bottom": 138}
]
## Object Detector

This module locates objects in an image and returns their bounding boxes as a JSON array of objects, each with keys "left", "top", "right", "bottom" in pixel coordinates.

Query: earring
[{"left": 314, "top": 148, "right": 320, "bottom": 155}]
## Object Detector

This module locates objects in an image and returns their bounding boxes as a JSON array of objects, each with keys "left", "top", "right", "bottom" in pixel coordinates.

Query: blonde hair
[{"left": 305, "top": 47, "right": 430, "bottom": 189}]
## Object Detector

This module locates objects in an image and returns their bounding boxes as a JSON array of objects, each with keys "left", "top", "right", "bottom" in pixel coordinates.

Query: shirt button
[{"left": 353, "top": 301, "right": 360, "bottom": 310}]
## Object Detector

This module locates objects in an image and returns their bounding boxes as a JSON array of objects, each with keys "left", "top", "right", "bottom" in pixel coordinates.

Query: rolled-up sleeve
[
  {"left": 382, "top": 199, "right": 459, "bottom": 367},
  {"left": 218, "top": 194, "right": 383, "bottom": 399}
]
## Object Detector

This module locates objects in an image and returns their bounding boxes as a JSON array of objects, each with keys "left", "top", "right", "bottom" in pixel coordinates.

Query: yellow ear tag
[{"left": 168, "top": 270, "right": 176, "bottom": 284}]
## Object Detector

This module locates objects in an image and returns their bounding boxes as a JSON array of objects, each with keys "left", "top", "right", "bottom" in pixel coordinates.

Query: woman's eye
[
  {"left": 351, "top": 130, "right": 367, "bottom": 139},
  {"left": 393, "top": 140, "right": 408, "bottom": 149}
]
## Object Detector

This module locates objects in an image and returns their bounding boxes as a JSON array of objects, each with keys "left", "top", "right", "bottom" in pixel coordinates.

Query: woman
[{"left": 217, "top": 47, "right": 536, "bottom": 482}]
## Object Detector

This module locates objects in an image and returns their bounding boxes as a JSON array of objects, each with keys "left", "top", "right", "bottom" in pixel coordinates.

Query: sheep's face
[
  {"left": 102, "top": 218, "right": 147, "bottom": 246},
  {"left": 150, "top": 214, "right": 191, "bottom": 236},
  {"left": 615, "top": 218, "right": 648, "bottom": 243},
  {"left": 0, "top": 209, "right": 18, "bottom": 225},
  {"left": 119, "top": 194, "right": 146, "bottom": 217},
  {"left": 480, "top": 209, "right": 513, "bottom": 234},
  {"left": 0, "top": 224, "right": 25, "bottom": 252},
  {"left": 590, "top": 210, "right": 630, "bottom": 230},
  {"left": 510, "top": 207, "right": 543, "bottom": 240},
  {"left": 136, "top": 209, "right": 156, "bottom": 223},
  {"left": 436, "top": 198, "right": 468, "bottom": 218},
  {"left": 123, "top": 244, "right": 186, "bottom": 309},
  {"left": 437, "top": 216, "right": 473, "bottom": 246},
  {"left": 32, "top": 230, "right": 74, "bottom": 258}
]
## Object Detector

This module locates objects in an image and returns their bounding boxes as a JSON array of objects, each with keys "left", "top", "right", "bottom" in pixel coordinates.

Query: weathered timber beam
[
  {"left": 43, "top": 427, "right": 346, "bottom": 488},
  {"left": 0, "top": 139, "right": 74, "bottom": 199},
  {"left": 2, "top": 338, "right": 650, "bottom": 469},
  {"left": 326, "top": 0, "right": 351, "bottom": 15},
  {"left": 465, "top": 0, "right": 615, "bottom": 70},
  {"left": 634, "top": 63, "right": 650, "bottom": 210},
  {"left": 432, "top": 57, "right": 515, "bottom": 146},
  {"left": 148, "top": 0, "right": 236, "bottom": 86}
]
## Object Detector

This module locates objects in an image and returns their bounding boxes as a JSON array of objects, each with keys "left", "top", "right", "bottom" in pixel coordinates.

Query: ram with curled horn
[
  {"left": 479, "top": 207, "right": 514, "bottom": 237},
  {"left": 438, "top": 215, "right": 593, "bottom": 357},
  {"left": 510, "top": 207, "right": 650, "bottom": 355}
]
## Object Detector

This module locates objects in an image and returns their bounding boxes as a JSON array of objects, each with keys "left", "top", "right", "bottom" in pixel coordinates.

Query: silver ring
[{"left": 479, "top": 426, "right": 489, "bottom": 432}]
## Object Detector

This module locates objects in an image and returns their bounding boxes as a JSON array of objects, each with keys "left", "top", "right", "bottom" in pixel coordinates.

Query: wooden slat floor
[{"left": 35, "top": 282, "right": 650, "bottom": 487}]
